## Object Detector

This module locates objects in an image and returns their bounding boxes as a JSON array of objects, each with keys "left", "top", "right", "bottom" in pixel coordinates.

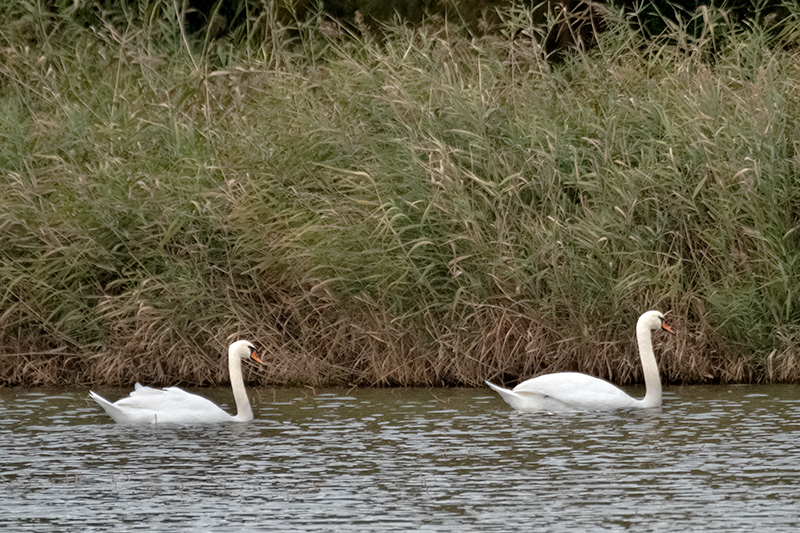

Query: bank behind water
[{"left": 2, "top": 2, "right": 800, "bottom": 386}]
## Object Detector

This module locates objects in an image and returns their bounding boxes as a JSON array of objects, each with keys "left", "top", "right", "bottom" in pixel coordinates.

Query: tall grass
[{"left": 2, "top": 1, "right": 800, "bottom": 386}]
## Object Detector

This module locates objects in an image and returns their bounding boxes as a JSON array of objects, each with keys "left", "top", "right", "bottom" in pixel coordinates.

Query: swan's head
[
  {"left": 229, "top": 340, "right": 263, "bottom": 364},
  {"left": 639, "top": 310, "right": 674, "bottom": 334}
]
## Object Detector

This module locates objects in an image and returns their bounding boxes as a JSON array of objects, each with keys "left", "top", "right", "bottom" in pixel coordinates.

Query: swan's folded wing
[
  {"left": 113, "top": 386, "right": 232, "bottom": 423},
  {"left": 512, "top": 372, "right": 638, "bottom": 410}
]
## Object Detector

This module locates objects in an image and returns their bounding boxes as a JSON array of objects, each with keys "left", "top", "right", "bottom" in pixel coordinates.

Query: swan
[
  {"left": 486, "top": 310, "right": 674, "bottom": 411},
  {"left": 89, "top": 340, "right": 263, "bottom": 425}
]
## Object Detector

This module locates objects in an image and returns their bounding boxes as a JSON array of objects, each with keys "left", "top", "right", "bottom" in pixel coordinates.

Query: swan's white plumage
[
  {"left": 486, "top": 373, "right": 641, "bottom": 412},
  {"left": 486, "top": 310, "right": 673, "bottom": 412},
  {"left": 90, "top": 340, "right": 262, "bottom": 425}
]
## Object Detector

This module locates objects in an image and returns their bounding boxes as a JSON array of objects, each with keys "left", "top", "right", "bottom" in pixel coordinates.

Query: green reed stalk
[{"left": 2, "top": 1, "right": 800, "bottom": 385}]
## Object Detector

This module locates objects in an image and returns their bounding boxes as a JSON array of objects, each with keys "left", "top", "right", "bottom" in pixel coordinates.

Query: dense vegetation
[{"left": 2, "top": 0, "right": 800, "bottom": 386}]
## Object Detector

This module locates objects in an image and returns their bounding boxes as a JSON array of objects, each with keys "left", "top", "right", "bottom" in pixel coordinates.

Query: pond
[{"left": 1, "top": 385, "right": 799, "bottom": 531}]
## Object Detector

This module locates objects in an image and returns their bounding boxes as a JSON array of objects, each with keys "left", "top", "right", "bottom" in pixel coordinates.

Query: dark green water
[{"left": 1, "top": 385, "right": 799, "bottom": 531}]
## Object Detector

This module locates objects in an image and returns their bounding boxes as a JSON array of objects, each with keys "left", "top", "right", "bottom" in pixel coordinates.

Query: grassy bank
[{"left": 2, "top": 2, "right": 800, "bottom": 386}]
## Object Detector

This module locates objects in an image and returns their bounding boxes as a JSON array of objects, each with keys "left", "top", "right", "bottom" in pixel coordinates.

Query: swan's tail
[
  {"left": 485, "top": 380, "right": 536, "bottom": 411},
  {"left": 89, "top": 390, "right": 110, "bottom": 408},
  {"left": 89, "top": 391, "right": 125, "bottom": 423},
  {"left": 486, "top": 380, "right": 517, "bottom": 404}
]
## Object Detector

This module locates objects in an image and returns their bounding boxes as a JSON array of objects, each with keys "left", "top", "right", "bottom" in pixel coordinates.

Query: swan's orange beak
[
  {"left": 661, "top": 320, "right": 675, "bottom": 334},
  {"left": 249, "top": 349, "right": 263, "bottom": 364}
]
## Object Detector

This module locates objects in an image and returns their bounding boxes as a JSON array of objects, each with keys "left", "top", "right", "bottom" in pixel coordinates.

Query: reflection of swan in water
[
  {"left": 486, "top": 311, "right": 673, "bottom": 412},
  {"left": 90, "top": 340, "right": 263, "bottom": 425}
]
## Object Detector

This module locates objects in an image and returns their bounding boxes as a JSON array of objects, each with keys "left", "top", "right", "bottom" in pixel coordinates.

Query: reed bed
[{"left": 2, "top": 1, "right": 800, "bottom": 386}]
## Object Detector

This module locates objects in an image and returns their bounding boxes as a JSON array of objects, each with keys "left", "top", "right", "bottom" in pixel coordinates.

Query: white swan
[
  {"left": 486, "top": 310, "right": 674, "bottom": 411},
  {"left": 90, "top": 340, "right": 263, "bottom": 425}
]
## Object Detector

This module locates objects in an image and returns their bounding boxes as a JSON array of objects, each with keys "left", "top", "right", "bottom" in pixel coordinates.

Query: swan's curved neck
[
  {"left": 636, "top": 324, "right": 662, "bottom": 408},
  {"left": 228, "top": 353, "right": 253, "bottom": 422}
]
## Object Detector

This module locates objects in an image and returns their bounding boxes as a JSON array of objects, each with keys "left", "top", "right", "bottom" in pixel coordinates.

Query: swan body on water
[
  {"left": 486, "top": 311, "right": 674, "bottom": 412},
  {"left": 90, "top": 340, "right": 262, "bottom": 425}
]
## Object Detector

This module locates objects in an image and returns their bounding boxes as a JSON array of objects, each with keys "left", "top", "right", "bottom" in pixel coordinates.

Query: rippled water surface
[{"left": 2, "top": 385, "right": 800, "bottom": 531}]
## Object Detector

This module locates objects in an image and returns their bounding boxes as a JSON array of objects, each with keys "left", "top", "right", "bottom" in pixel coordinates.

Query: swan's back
[
  {"left": 90, "top": 384, "right": 233, "bottom": 425},
  {"left": 487, "top": 373, "right": 640, "bottom": 412}
]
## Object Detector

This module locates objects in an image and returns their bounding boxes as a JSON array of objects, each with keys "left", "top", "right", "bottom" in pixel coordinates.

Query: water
[{"left": 1, "top": 385, "right": 799, "bottom": 531}]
